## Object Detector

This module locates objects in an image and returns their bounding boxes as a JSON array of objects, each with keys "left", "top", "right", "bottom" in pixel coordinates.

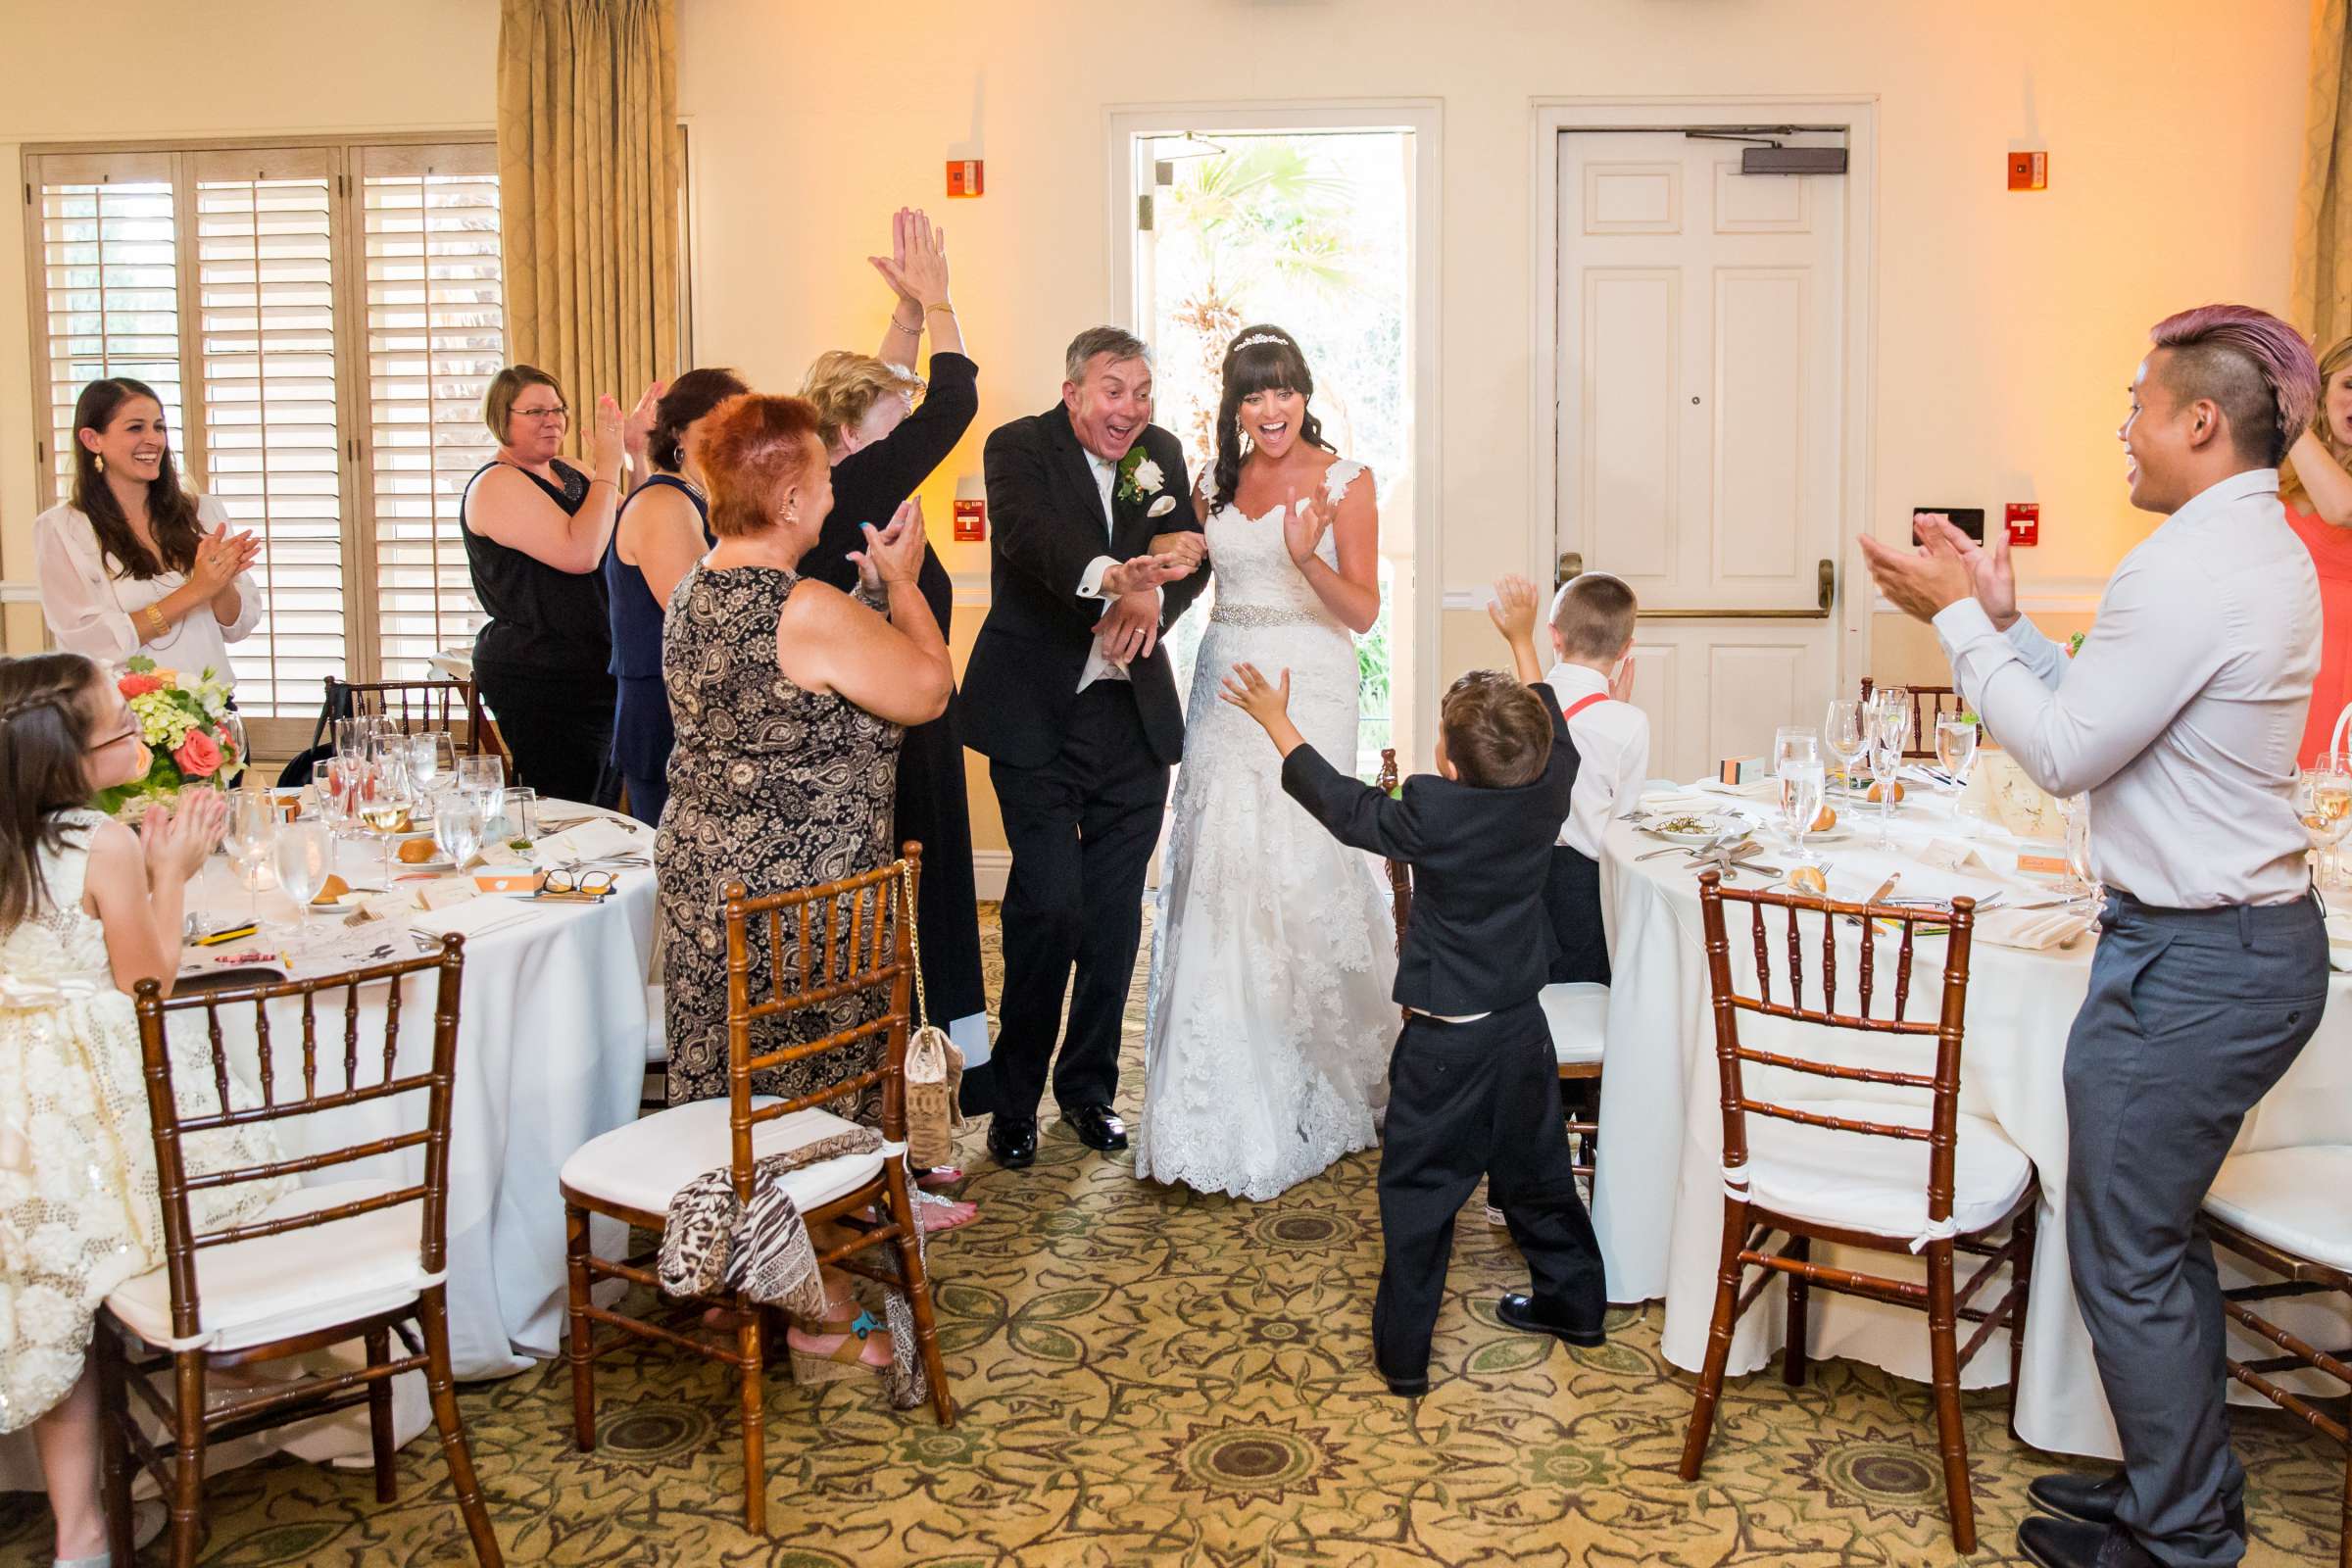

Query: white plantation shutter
[
  {"left": 358, "top": 143, "right": 506, "bottom": 683},
  {"left": 190, "top": 147, "right": 343, "bottom": 716},
  {"left": 27, "top": 151, "right": 185, "bottom": 502}
]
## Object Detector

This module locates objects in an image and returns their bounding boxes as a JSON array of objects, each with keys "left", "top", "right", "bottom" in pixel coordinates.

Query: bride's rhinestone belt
[{"left": 1209, "top": 603, "right": 1326, "bottom": 629}]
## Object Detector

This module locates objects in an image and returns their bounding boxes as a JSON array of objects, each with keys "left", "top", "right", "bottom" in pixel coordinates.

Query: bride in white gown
[{"left": 1136, "top": 325, "right": 1398, "bottom": 1200}]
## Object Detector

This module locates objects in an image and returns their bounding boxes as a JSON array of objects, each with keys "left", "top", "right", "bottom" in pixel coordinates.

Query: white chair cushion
[
  {"left": 560, "top": 1098, "right": 886, "bottom": 1217},
  {"left": 106, "top": 1178, "right": 432, "bottom": 1353},
  {"left": 644, "top": 983, "right": 667, "bottom": 1065},
  {"left": 1540, "top": 982, "right": 1608, "bottom": 1067},
  {"left": 1736, "top": 1098, "right": 2034, "bottom": 1246},
  {"left": 2205, "top": 1146, "right": 2352, "bottom": 1273}
]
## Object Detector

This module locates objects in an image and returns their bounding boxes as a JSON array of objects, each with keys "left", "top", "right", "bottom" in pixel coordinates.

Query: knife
[{"left": 1864, "top": 872, "right": 1900, "bottom": 906}]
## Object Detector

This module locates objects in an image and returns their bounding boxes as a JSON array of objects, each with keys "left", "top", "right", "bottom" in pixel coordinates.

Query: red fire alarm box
[
  {"left": 2007, "top": 151, "right": 2047, "bottom": 192},
  {"left": 947, "top": 160, "right": 984, "bottom": 199},
  {"left": 2006, "top": 502, "right": 2039, "bottom": 547},
  {"left": 953, "top": 498, "right": 986, "bottom": 541}
]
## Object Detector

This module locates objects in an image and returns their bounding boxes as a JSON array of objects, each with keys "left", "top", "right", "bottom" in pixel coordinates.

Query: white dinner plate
[{"left": 1637, "top": 808, "right": 1753, "bottom": 845}]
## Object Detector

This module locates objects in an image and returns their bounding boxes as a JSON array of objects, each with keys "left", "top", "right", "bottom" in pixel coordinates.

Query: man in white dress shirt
[{"left": 1863, "top": 304, "right": 2327, "bottom": 1568}]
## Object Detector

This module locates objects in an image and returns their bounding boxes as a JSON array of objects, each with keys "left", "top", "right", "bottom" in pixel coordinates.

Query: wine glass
[
  {"left": 409, "top": 732, "right": 458, "bottom": 823},
  {"left": 223, "top": 789, "right": 276, "bottom": 924},
  {"left": 1934, "top": 715, "right": 1981, "bottom": 800},
  {"left": 433, "top": 789, "right": 486, "bottom": 869},
  {"left": 273, "top": 818, "right": 332, "bottom": 928},
  {"left": 361, "top": 753, "right": 416, "bottom": 891},
  {"left": 1779, "top": 755, "right": 1827, "bottom": 874},
  {"left": 219, "top": 711, "right": 250, "bottom": 790},
  {"left": 1824, "top": 698, "right": 1869, "bottom": 791},
  {"left": 2060, "top": 793, "right": 2103, "bottom": 912},
  {"left": 2298, "top": 767, "right": 2352, "bottom": 890}
]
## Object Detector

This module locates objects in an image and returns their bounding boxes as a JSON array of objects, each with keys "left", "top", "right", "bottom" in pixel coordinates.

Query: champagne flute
[
  {"left": 1875, "top": 687, "right": 1912, "bottom": 757},
  {"left": 224, "top": 789, "right": 276, "bottom": 924},
  {"left": 1867, "top": 725, "right": 1903, "bottom": 849},
  {"left": 1773, "top": 726, "right": 1820, "bottom": 824},
  {"left": 273, "top": 818, "right": 332, "bottom": 929},
  {"left": 1824, "top": 698, "right": 1869, "bottom": 791},
  {"left": 1934, "top": 715, "right": 1981, "bottom": 799}
]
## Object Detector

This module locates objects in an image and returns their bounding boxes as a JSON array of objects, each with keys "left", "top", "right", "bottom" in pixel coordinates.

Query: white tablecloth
[
  {"left": 0, "top": 800, "right": 653, "bottom": 1490},
  {"left": 1591, "top": 781, "right": 2352, "bottom": 1460}
]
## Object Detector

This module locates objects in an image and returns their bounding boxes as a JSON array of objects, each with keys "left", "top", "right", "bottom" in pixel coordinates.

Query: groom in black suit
[{"left": 960, "top": 326, "right": 1209, "bottom": 1167}]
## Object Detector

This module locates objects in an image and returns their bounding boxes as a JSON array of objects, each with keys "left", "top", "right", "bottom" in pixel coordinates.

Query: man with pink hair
[{"left": 1864, "top": 304, "right": 2325, "bottom": 1568}]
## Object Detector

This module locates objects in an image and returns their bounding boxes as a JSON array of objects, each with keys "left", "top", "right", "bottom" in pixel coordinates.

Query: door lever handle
[
  {"left": 1818, "top": 557, "right": 1836, "bottom": 612},
  {"left": 1557, "top": 550, "right": 1583, "bottom": 587}
]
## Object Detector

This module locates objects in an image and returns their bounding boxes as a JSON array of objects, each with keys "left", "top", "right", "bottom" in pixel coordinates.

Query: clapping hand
[
  {"left": 1283, "top": 495, "right": 1330, "bottom": 567},
  {"left": 190, "top": 526, "right": 260, "bottom": 596},
  {"left": 1858, "top": 515, "right": 1976, "bottom": 624},
  {"left": 141, "top": 789, "right": 227, "bottom": 885},
  {"left": 1099, "top": 552, "right": 1196, "bottom": 598},
  {"left": 870, "top": 208, "right": 952, "bottom": 313},
  {"left": 1095, "top": 590, "right": 1162, "bottom": 664},
  {"left": 622, "top": 381, "right": 667, "bottom": 464},
  {"left": 849, "top": 498, "right": 927, "bottom": 592},
  {"left": 588, "top": 393, "right": 627, "bottom": 478}
]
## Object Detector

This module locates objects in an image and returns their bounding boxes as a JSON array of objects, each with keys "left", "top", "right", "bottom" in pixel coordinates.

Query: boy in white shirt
[{"left": 1541, "top": 573, "right": 1650, "bottom": 986}]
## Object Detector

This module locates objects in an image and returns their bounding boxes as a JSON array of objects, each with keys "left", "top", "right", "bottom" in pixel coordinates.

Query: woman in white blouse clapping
[{"left": 33, "top": 378, "right": 262, "bottom": 686}]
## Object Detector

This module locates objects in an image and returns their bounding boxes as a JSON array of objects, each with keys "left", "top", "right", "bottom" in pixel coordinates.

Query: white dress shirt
[
  {"left": 33, "top": 495, "right": 264, "bottom": 687},
  {"left": 1074, "top": 447, "right": 1159, "bottom": 691},
  {"left": 1932, "top": 467, "right": 2318, "bottom": 907},
  {"left": 1544, "top": 662, "right": 1652, "bottom": 855}
]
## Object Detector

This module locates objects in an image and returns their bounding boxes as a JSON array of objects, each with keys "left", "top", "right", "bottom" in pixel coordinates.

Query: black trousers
[
  {"left": 987, "top": 682, "right": 1169, "bottom": 1124},
  {"left": 475, "top": 662, "right": 617, "bottom": 808},
  {"left": 1373, "top": 1000, "right": 1605, "bottom": 1382},
  {"left": 2064, "top": 891, "right": 2328, "bottom": 1568}
]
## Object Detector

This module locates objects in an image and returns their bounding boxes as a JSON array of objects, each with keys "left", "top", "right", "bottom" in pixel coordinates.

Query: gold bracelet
[
  {"left": 144, "top": 604, "right": 169, "bottom": 638},
  {"left": 890, "top": 318, "right": 921, "bottom": 337},
  {"left": 924, "top": 303, "right": 956, "bottom": 317}
]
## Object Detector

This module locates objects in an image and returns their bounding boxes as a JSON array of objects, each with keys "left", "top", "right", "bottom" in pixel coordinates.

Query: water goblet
[
  {"left": 1934, "top": 715, "right": 1980, "bottom": 799},
  {"left": 223, "top": 789, "right": 276, "bottom": 924},
  {"left": 433, "top": 790, "right": 486, "bottom": 870},
  {"left": 273, "top": 818, "right": 333, "bottom": 928}
]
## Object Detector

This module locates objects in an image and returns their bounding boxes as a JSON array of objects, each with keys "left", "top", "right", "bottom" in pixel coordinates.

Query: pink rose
[
  {"left": 117, "top": 672, "right": 164, "bottom": 699},
  {"left": 172, "top": 730, "right": 221, "bottom": 778}
]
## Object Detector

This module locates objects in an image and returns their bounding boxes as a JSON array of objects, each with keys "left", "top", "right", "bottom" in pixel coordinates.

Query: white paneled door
[{"left": 1556, "top": 130, "right": 1849, "bottom": 781}]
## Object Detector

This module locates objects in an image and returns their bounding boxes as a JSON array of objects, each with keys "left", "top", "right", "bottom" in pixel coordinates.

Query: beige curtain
[
  {"left": 496, "top": 0, "right": 680, "bottom": 429},
  {"left": 2295, "top": 0, "right": 2352, "bottom": 346}
]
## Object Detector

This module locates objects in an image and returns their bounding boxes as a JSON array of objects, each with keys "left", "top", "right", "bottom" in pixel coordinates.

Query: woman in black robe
[{"left": 796, "top": 210, "right": 992, "bottom": 1114}]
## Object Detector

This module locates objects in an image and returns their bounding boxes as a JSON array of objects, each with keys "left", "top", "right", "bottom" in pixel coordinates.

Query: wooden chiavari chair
[
  {"left": 1859, "top": 676, "right": 1961, "bottom": 761},
  {"left": 1681, "top": 869, "right": 2037, "bottom": 1552},
  {"left": 315, "top": 676, "right": 506, "bottom": 761},
  {"left": 2200, "top": 1147, "right": 2352, "bottom": 1566},
  {"left": 97, "top": 937, "right": 502, "bottom": 1568},
  {"left": 1376, "top": 748, "right": 1602, "bottom": 1178},
  {"left": 559, "top": 848, "right": 953, "bottom": 1534}
]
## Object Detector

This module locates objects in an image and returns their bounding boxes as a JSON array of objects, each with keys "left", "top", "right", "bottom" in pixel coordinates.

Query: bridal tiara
[{"left": 1234, "top": 332, "right": 1292, "bottom": 351}]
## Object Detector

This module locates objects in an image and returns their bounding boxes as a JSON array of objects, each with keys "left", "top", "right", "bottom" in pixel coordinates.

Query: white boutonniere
[{"left": 1116, "top": 448, "right": 1165, "bottom": 509}]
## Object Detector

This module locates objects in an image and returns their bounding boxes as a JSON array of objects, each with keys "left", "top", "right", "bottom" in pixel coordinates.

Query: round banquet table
[
  {"left": 0, "top": 798, "right": 654, "bottom": 1490},
  {"left": 1592, "top": 777, "right": 2352, "bottom": 1461}
]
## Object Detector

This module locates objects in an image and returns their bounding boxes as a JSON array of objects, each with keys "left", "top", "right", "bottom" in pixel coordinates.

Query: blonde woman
[
  {"left": 796, "top": 209, "right": 990, "bottom": 1100},
  {"left": 2280, "top": 334, "right": 2352, "bottom": 764}
]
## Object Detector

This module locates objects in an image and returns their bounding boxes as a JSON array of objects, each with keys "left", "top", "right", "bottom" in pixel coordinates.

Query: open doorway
[{"left": 1111, "top": 107, "right": 1439, "bottom": 779}]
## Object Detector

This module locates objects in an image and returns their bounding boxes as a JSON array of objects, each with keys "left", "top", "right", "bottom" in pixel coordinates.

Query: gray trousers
[{"left": 2062, "top": 889, "right": 2328, "bottom": 1568}]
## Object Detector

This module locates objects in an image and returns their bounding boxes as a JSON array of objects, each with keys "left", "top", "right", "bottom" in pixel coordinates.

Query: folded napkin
[
  {"left": 1974, "top": 904, "right": 2096, "bottom": 952},
  {"left": 534, "top": 817, "right": 641, "bottom": 863},
  {"left": 409, "top": 897, "right": 535, "bottom": 942}
]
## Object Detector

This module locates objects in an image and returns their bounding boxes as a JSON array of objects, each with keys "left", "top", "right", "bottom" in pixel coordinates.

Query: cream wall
[{"left": 0, "top": 0, "right": 2315, "bottom": 848}]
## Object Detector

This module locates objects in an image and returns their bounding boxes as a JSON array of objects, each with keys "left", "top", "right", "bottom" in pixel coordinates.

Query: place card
[
  {"left": 2016, "top": 853, "right": 2070, "bottom": 877},
  {"left": 475, "top": 872, "right": 545, "bottom": 895},
  {"left": 415, "top": 876, "right": 484, "bottom": 911}
]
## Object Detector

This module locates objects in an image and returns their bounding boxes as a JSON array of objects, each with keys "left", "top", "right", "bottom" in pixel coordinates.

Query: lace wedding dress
[{"left": 1136, "top": 460, "right": 1398, "bottom": 1200}]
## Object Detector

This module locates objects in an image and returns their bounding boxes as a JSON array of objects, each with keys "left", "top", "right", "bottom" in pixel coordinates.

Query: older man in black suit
[{"left": 959, "top": 326, "right": 1209, "bottom": 1167}]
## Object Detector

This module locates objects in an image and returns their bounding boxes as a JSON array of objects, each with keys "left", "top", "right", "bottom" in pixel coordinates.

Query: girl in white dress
[
  {"left": 1136, "top": 327, "right": 1398, "bottom": 1200},
  {"left": 0, "top": 654, "right": 283, "bottom": 1566}
]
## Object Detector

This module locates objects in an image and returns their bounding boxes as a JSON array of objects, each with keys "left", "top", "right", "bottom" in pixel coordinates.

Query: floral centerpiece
[{"left": 91, "top": 656, "right": 244, "bottom": 817}]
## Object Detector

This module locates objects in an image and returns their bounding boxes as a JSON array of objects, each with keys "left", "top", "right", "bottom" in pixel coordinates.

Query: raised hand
[
  {"left": 1283, "top": 495, "right": 1330, "bottom": 568},
  {"left": 1488, "top": 573, "right": 1540, "bottom": 644},
  {"left": 622, "top": 380, "right": 667, "bottom": 463},
  {"left": 870, "top": 207, "right": 952, "bottom": 312},
  {"left": 589, "top": 392, "right": 627, "bottom": 478},
  {"left": 1100, "top": 552, "right": 1197, "bottom": 598},
  {"left": 1095, "top": 590, "right": 1162, "bottom": 664},
  {"left": 1218, "top": 662, "right": 1293, "bottom": 728}
]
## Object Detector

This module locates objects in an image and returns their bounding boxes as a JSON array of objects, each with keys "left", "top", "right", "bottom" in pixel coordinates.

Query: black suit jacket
[
  {"left": 1282, "top": 684, "right": 1582, "bottom": 1016},
  {"left": 958, "top": 403, "right": 1209, "bottom": 768}
]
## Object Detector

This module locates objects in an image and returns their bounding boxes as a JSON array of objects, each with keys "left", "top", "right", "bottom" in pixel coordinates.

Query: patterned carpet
[{"left": 4, "top": 906, "right": 2344, "bottom": 1566}]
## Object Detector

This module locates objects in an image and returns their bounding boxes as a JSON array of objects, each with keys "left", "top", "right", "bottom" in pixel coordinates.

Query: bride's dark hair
[{"left": 1209, "top": 325, "right": 1335, "bottom": 506}]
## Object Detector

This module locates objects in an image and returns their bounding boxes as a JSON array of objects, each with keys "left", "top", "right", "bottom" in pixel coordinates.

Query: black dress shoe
[
  {"left": 1373, "top": 1356, "right": 1428, "bottom": 1397},
  {"left": 2029, "top": 1470, "right": 2245, "bottom": 1541},
  {"left": 1065, "top": 1102, "right": 1128, "bottom": 1152},
  {"left": 2019, "top": 1516, "right": 2159, "bottom": 1568},
  {"left": 987, "top": 1116, "right": 1038, "bottom": 1169},
  {"left": 1494, "top": 1292, "right": 1606, "bottom": 1348}
]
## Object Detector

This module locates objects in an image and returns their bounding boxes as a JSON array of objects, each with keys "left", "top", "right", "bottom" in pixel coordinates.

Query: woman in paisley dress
[
  {"left": 0, "top": 654, "right": 286, "bottom": 1565},
  {"left": 1136, "top": 327, "right": 1399, "bottom": 1200}
]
